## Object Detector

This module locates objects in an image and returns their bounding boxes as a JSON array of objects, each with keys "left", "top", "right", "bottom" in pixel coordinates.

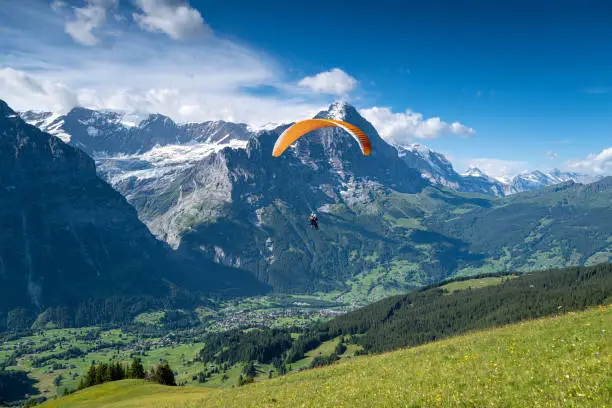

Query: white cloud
[
  {"left": 359, "top": 106, "right": 475, "bottom": 143},
  {"left": 0, "top": 33, "right": 325, "bottom": 127},
  {"left": 0, "top": 68, "right": 78, "bottom": 112},
  {"left": 1, "top": 2, "right": 476, "bottom": 133},
  {"left": 131, "top": 0, "right": 211, "bottom": 40},
  {"left": 298, "top": 68, "right": 358, "bottom": 95},
  {"left": 55, "top": 0, "right": 118, "bottom": 46},
  {"left": 566, "top": 147, "right": 612, "bottom": 175},
  {"left": 547, "top": 151, "right": 558, "bottom": 160},
  {"left": 463, "top": 158, "right": 528, "bottom": 181}
]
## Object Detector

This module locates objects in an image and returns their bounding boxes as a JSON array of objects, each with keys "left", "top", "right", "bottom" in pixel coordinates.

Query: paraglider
[
  {"left": 309, "top": 213, "right": 319, "bottom": 230},
  {"left": 272, "top": 117, "right": 371, "bottom": 232},
  {"left": 271, "top": 119, "right": 372, "bottom": 158}
]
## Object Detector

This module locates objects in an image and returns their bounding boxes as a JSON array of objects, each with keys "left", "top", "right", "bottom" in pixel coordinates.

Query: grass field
[
  {"left": 438, "top": 276, "right": 514, "bottom": 293},
  {"left": 38, "top": 304, "right": 612, "bottom": 408},
  {"left": 0, "top": 325, "right": 206, "bottom": 399}
]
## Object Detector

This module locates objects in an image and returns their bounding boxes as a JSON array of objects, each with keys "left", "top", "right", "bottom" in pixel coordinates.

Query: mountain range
[
  {"left": 397, "top": 143, "right": 601, "bottom": 196},
  {"left": 4, "top": 99, "right": 612, "bottom": 309},
  {"left": 22, "top": 106, "right": 599, "bottom": 198},
  {"left": 0, "top": 100, "right": 266, "bottom": 317}
]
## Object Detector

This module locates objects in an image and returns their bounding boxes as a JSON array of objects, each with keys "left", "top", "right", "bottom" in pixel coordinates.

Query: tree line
[
  {"left": 0, "top": 294, "right": 210, "bottom": 333},
  {"left": 76, "top": 358, "right": 176, "bottom": 391},
  {"left": 197, "top": 328, "right": 293, "bottom": 366}
]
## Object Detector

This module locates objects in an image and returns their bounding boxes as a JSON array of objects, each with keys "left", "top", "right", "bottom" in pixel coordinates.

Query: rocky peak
[
  {"left": 140, "top": 113, "right": 177, "bottom": 129},
  {"left": 462, "top": 167, "right": 489, "bottom": 179}
]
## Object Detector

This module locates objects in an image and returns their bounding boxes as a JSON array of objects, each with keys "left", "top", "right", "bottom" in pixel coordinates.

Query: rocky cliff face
[
  {"left": 19, "top": 101, "right": 611, "bottom": 301},
  {"left": 1, "top": 100, "right": 266, "bottom": 313},
  {"left": 397, "top": 145, "right": 506, "bottom": 196},
  {"left": 109, "top": 102, "right": 435, "bottom": 293},
  {"left": 0, "top": 101, "right": 172, "bottom": 311}
]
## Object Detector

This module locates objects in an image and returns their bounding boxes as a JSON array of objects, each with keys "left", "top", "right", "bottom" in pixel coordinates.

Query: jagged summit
[
  {"left": 323, "top": 100, "right": 352, "bottom": 121},
  {"left": 17, "top": 101, "right": 603, "bottom": 199},
  {"left": 462, "top": 167, "right": 489, "bottom": 178},
  {"left": 315, "top": 101, "right": 361, "bottom": 122},
  {"left": 140, "top": 113, "right": 176, "bottom": 128}
]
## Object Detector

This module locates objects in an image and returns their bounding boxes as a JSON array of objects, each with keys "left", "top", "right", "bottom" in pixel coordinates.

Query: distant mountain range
[
  {"left": 396, "top": 143, "right": 602, "bottom": 196},
  {"left": 21, "top": 107, "right": 600, "bottom": 198},
  {"left": 7, "top": 100, "right": 612, "bottom": 306},
  {"left": 20, "top": 108, "right": 253, "bottom": 156}
]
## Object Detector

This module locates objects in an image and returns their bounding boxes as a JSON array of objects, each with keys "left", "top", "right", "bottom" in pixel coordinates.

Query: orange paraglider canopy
[{"left": 272, "top": 119, "right": 372, "bottom": 157}]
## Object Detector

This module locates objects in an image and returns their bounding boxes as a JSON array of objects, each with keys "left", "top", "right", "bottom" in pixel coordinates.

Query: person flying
[{"left": 309, "top": 213, "right": 319, "bottom": 230}]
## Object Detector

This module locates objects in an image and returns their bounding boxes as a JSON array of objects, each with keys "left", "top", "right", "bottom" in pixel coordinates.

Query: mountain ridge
[
  {"left": 0, "top": 99, "right": 268, "bottom": 315},
  {"left": 21, "top": 104, "right": 602, "bottom": 197},
  {"left": 14, "top": 100, "right": 612, "bottom": 301}
]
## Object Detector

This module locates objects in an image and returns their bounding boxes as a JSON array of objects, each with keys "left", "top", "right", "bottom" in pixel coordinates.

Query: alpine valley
[{"left": 10, "top": 100, "right": 612, "bottom": 307}]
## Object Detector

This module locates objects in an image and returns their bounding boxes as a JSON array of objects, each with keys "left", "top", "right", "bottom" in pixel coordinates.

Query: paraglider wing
[{"left": 272, "top": 119, "right": 372, "bottom": 157}]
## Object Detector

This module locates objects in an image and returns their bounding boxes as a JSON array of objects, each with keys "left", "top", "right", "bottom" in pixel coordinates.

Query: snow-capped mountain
[
  {"left": 16, "top": 100, "right": 612, "bottom": 296},
  {"left": 395, "top": 142, "right": 600, "bottom": 197},
  {"left": 397, "top": 144, "right": 459, "bottom": 188},
  {"left": 397, "top": 145, "right": 505, "bottom": 196},
  {"left": 20, "top": 107, "right": 252, "bottom": 156},
  {"left": 22, "top": 105, "right": 602, "bottom": 203},
  {"left": 1, "top": 100, "right": 267, "bottom": 312},
  {"left": 92, "top": 101, "right": 427, "bottom": 292},
  {"left": 502, "top": 169, "right": 602, "bottom": 195},
  {"left": 462, "top": 167, "right": 489, "bottom": 178},
  {"left": 1, "top": 100, "right": 172, "bottom": 310}
]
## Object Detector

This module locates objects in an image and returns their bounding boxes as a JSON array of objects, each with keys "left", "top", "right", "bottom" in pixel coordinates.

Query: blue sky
[{"left": 1, "top": 0, "right": 612, "bottom": 177}]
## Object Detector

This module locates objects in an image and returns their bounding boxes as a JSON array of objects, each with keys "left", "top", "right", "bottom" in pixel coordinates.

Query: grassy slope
[
  {"left": 3, "top": 329, "right": 205, "bottom": 397},
  {"left": 39, "top": 305, "right": 612, "bottom": 408},
  {"left": 438, "top": 276, "right": 511, "bottom": 293}
]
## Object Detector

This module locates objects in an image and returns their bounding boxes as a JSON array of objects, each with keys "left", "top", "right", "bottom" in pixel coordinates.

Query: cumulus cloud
[
  {"left": 359, "top": 106, "right": 475, "bottom": 143},
  {"left": 298, "top": 68, "right": 358, "bottom": 95},
  {"left": 131, "top": 0, "right": 211, "bottom": 40},
  {"left": 1, "top": 2, "right": 478, "bottom": 133},
  {"left": 463, "top": 158, "right": 528, "bottom": 181},
  {"left": 566, "top": 147, "right": 612, "bottom": 175},
  {"left": 0, "top": 68, "right": 78, "bottom": 111},
  {"left": 54, "top": 0, "right": 118, "bottom": 46},
  {"left": 0, "top": 33, "right": 325, "bottom": 127},
  {"left": 547, "top": 151, "right": 558, "bottom": 160}
]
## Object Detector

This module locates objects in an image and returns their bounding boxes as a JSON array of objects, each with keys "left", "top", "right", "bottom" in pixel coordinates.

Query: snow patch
[
  {"left": 328, "top": 101, "right": 348, "bottom": 120},
  {"left": 97, "top": 139, "right": 248, "bottom": 184},
  {"left": 462, "top": 167, "right": 489, "bottom": 178},
  {"left": 87, "top": 126, "right": 100, "bottom": 137},
  {"left": 247, "top": 122, "right": 284, "bottom": 132}
]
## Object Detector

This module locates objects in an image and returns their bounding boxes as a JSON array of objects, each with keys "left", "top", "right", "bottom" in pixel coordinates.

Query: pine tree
[
  {"left": 128, "top": 358, "right": 145, "bottom": 379},
  {"left": 81, "top": 363, "right": 96, "bottom": 388},
  {"left": 242, "top": 361, "right": 257, "bottom": 378},
  {"left": 153, "top": 363, "right": 176, "bottom": 386}
]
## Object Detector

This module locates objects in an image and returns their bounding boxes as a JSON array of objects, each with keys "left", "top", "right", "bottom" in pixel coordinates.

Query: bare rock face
[
  {"left": 21, "top": 101, "right": 611, "bottom": 297},
  {"left": 110, "top": 102, "right": 430, "bottom": 292},
  {"left": 0, "top": 100, "right": 267, "bottom": 313},
  {"left": 0, "top": 100, "right": 171, "bottom": 311}
]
